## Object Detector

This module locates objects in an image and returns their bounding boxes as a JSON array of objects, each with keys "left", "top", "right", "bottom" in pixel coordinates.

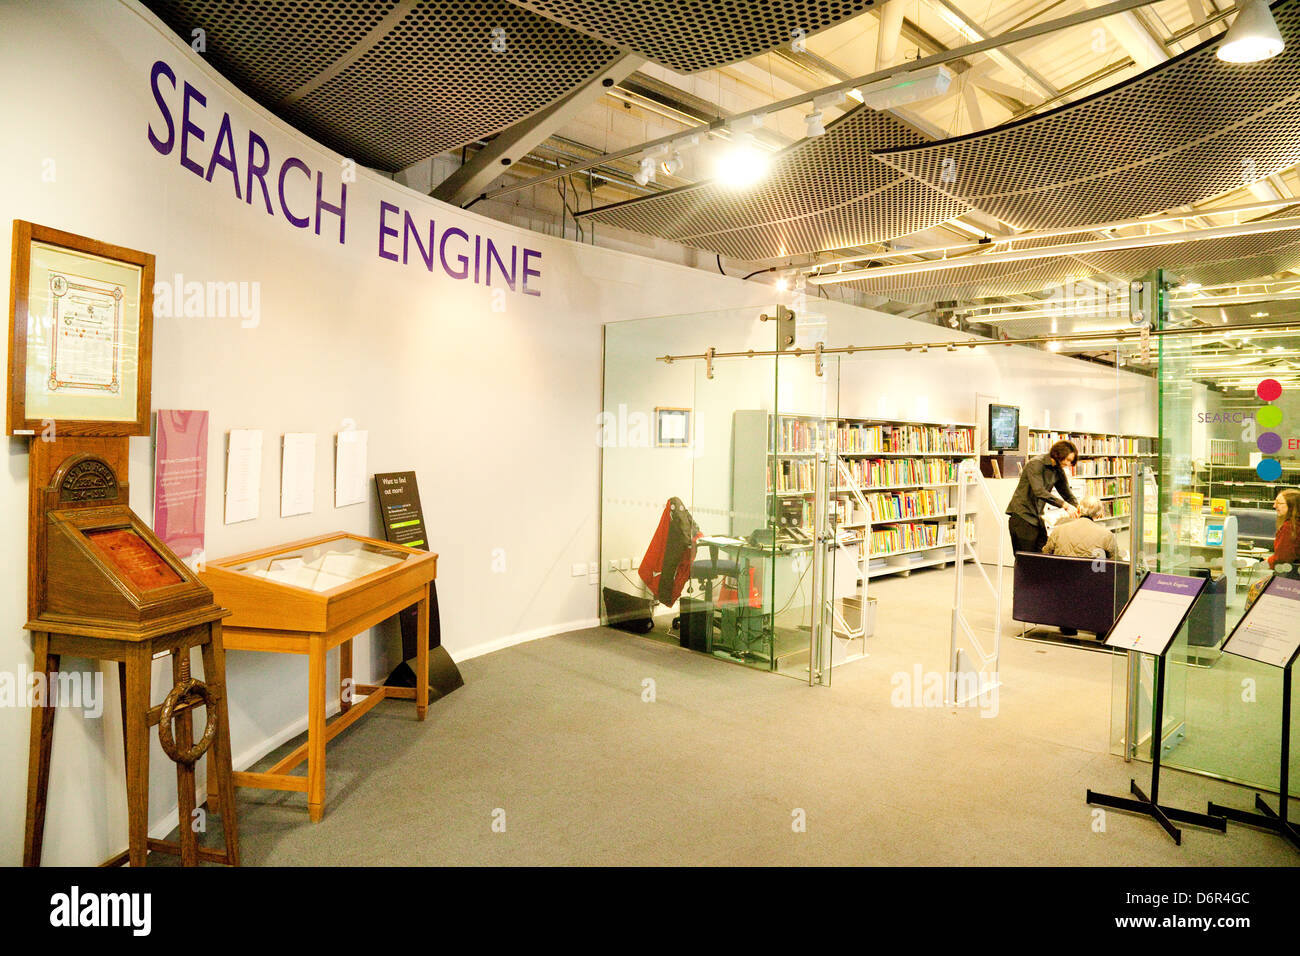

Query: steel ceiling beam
[
  {"left": 433, "top": 53, "right": 642, "bottom": 206},
  {"left": 476, "top": 0, "right": 1166, "bottom": 203}
]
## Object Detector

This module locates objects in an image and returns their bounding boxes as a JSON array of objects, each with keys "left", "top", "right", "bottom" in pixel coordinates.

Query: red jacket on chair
[{"left": 638, "top": 498, "right": 701, "bottom": 607}]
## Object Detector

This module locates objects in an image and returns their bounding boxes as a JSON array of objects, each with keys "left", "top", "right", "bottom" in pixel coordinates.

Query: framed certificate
[{"left": 6, "top": 220, "right": 154, "bottom": 436}]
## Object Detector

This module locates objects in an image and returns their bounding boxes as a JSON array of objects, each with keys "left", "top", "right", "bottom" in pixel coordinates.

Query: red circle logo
[{"left": 1257, "top": 378, "right": 1283, "bottom": 402}]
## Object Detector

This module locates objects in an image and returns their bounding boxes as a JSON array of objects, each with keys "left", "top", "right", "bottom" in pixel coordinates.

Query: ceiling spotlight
[
  {"left": 946, "top": 314, "right": 961, "bottom": 329},
  {"left": 804, "top": 110, "right": 826, "bottom": 138},
  {"left": 1047, "top": 341, "right": 1061, "bottom": 352},
  {"left": 1218, "top": 0, "right": 1285, "bottom": 62},
  {"left": 660, "top": 152, "right": 683, "bottom": 176},
  {"left": 775, "top": 276, "right": 789, "bottom": 292},
  {"left": 713, "top": 135, "right": 768, "bottom": 188},
  {"left": 633, "top": 156, "right": 656, "bottom": 187}
]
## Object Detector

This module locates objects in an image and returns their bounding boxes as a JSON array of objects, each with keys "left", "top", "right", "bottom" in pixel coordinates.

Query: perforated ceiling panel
[
  {"left": 579, "top": 108, "right": 968, "bottom": 261},
  {"left": 835, "top": 227, "right": 1300, "bottom": 304},
  {"left": 509, "top": 0, "right": 875, "bottom": 72},
  {"left": 877, "top": 0, "right": 1300, "bottom": 231},
  {"left": 146, "top": 0, "right": 401, "bottom": 102},
  {"left": 143, "top": 0, "right": 623, "bottom": 170}
]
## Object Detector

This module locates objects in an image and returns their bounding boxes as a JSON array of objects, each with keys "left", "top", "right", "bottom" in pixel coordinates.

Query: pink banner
[{"left": 154, "top": 409, "right": 208, "bottom": 563}]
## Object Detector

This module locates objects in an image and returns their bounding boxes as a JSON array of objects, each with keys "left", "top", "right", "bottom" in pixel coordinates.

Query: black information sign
[
  {"left": 372, "top": 472, "right": 462, "bottom": 698},
  {"left": 374, "top": 471, "right": 428, "bottom": 551}
]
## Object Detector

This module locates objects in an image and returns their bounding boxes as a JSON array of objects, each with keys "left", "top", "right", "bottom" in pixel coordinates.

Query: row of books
[
  {"left": 1074, "top": 457, "right": 1138, "bottom": 477},
  {"left": 777, "top": 418, "right": 822, "bottom": 454},
  {"left": 864, "top": 519, "right": 975, "bottom": 556},
  {"left": 855, "top": 489, "right": 953, "bottom": 523},
  {"left": 834, "top": 423, "right": 974, "bottom": 455},
  {"left": 1029, "top": 432, "right": 1153, "bottom": 456},
  {"left": 1172, "top": 492, "right": 1231, "bottom": 515},
  {"left": 1080, "top": 477, "right": 1131, "bottom": 499},
  {"left": 771, "top": 460, "right": 819, "bottom": 493},
  {"left": 840, "top": 457, "right": 962, "bottom": 488},
  {"left": 1104, "top": 498, "right": 1131, "bottom": 518}
]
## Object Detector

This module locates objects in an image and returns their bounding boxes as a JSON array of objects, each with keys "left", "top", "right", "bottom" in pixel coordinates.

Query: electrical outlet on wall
[{"left": 572, "top": 562, "right": 587, "bottom": 577}]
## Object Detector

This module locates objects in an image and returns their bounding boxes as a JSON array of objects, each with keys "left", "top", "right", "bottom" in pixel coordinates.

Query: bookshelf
[
  {"left": 1192, "top": 462, "right": 1300, "bottom": 509},
  {"left": 1027, "top": 428, "right": 1156, "bottom": 534},
  {"left": 733, "top": 411, "right": 977, "bottom": 582}
]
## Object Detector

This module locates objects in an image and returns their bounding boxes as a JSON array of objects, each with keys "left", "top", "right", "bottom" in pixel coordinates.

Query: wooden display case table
[{"left": 199, "top": 532, "right": 438, "bottom": 822}]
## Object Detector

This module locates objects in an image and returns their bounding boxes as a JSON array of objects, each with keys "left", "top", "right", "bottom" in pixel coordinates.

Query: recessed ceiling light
[{"left": 1218, "top": 0, "right": 1285, "bottom": 63}]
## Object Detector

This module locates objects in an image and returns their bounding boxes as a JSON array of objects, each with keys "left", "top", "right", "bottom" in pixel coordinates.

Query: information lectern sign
[
  {"left": 1221, "top": 576, "right": 1300, "bottom": 668},
  {"left": 1103, "top": 572, "right": 1205, "bottom": 655}
]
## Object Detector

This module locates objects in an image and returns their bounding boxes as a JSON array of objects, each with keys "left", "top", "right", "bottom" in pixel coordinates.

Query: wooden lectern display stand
[
  {"left": 199, "top": 532, "right": 437, "bottom": 821},
  {"left": 23, "top": 450, "right": 239, "bottom": 867}
]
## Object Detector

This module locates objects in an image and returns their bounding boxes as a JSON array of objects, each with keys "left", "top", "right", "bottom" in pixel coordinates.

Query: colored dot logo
[{"left": 1256, "top": 378, "right": 1284, "bottom": 482}]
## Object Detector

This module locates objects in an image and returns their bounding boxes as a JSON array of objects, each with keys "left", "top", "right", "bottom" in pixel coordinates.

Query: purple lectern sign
[{"left": 153, "top": 409, "right": 208, "bottom": 564}]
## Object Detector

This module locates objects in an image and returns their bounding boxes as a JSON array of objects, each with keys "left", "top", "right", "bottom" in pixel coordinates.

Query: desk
[{"left": 200, "top": 533, "right": 437, "bottom": 821}]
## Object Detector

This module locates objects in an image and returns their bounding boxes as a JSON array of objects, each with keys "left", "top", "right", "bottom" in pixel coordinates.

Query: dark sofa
[
  {"left": 1012, "top": 552, "right": 1131, "bottom": 637},
  {"left": 1013, "top": 552, "right": 1228, "bottom": 648}
]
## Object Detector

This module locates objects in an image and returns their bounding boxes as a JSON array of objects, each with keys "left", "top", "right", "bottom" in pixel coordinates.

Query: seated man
[{"left": 1043, "top": 495, "right": 1119, "bottom": 560}]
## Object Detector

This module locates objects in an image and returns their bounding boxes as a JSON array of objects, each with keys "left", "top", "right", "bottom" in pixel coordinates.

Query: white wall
[{"left": 0, "top": 0, "right": 782, "bottom": 866}]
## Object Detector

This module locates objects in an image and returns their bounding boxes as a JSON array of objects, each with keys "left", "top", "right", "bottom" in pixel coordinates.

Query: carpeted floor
[{"left": 172, "top": 567, "right": 1298, "bottom": 866}]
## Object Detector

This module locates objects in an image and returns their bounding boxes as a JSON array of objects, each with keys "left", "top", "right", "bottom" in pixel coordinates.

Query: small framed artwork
[
  {"left": 6, "top": 220, "right": 155, "bottom": 436},
  {"left": 655, "top": 407, "right": 691, "bottom": 447}
]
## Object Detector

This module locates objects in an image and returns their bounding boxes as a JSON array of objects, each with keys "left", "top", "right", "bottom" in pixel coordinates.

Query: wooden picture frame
[
  {"left": 6, "top": 220, "right": 154, "bottom": 436},
  {"left": 655, "top": 406, "right": 692, "bottom": 447}
]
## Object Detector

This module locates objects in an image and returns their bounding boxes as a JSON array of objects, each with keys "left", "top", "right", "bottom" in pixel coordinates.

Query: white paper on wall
[
  {"left": 280, "top": 432, "right": 317, "bottom": 518},
  {"left": 334, "top": 429, "right": 369, "bottom": 508},
  {"left": 224, "top": 429, "right": 263, "bottom": 524}
]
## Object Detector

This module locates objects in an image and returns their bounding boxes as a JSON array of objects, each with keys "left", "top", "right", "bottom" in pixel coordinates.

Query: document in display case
[{"left": 198, "top": 532, "right": 437, "bottom": 821}]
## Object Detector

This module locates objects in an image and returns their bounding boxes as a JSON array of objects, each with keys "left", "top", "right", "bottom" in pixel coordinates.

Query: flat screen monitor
[{"left": 989, "top": 404, "right": 1021, "bottom": 452}]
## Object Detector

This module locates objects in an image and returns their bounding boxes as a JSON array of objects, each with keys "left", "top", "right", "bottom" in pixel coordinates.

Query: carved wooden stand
[
  {"left": 24, "top": 616, "right": 240, "bottom": 867},
  {"left": 21, "top": 441, "right": 239, "bottom": 867}
]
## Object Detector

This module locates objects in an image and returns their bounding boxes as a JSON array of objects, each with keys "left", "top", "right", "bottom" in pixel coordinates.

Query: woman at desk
[{"left": 1267, "top": 489, "right": 1300, "bottom": 577}]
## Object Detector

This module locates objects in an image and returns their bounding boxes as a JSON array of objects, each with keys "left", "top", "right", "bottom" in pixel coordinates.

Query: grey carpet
[{"left": 166, "top": 568, "right": 1298, "bottom": 866}]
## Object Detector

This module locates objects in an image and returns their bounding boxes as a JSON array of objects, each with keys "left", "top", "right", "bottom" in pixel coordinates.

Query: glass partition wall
[
  {"left": 600, "top": 304, "right": 840, "bottom": 681},
  {"left": 1109, "top": 277, "right": 1300, "bottom": 796},
  {"left": 602, "top": 294, "right": 1137, "bottom": 688}
]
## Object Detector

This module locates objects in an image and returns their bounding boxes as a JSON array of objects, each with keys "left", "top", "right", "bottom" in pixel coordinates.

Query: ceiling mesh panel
[
  {"left": 877, "top": 0, "right": 1300, "bottom": 231},
  {"left": 579, "top": 107, "right": 969, "bottom": 260},
  {"left": 144, "top": 0, "right": 623, "bottom": 170},
  {"left": 833, "top": 225, "right": 1300, "bottom": 303},
  {"left": 146, "top": 0, "right": 401, "bottom": 102},
  {"left": 509, "top": 0, "right": 876, "bottom": 73}
]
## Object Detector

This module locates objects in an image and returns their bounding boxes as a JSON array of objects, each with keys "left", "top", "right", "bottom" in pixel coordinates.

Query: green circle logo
[{"left": 1256, "top": 405, "right": 1284, "bottom": 429}]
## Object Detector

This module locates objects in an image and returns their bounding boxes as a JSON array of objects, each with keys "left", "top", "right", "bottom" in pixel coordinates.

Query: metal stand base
[
  {"left": 384, "top": 645, "right": 464, "bottom": 701},
  {"left": 1207, "top": 795, "right": 1300, "bottom": 853},
  {"left": 1087, "top": 779, "right": 1227, "bottom": 846}
]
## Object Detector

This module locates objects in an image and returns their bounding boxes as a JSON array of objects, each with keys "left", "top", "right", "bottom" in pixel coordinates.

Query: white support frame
[{"left": 948, "top": 457, "right": 1004, "bottom": 706}]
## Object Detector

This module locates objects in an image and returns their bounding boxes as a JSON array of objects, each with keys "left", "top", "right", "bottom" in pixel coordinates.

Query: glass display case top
[{"left": 226, "top": 536, "right": 409, "bottom": 593}]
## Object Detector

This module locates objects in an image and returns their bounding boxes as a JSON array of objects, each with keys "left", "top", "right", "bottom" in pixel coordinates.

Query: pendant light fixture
[{"left": 1217, "top": 0, "right": 1285, "bottom": 63}]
